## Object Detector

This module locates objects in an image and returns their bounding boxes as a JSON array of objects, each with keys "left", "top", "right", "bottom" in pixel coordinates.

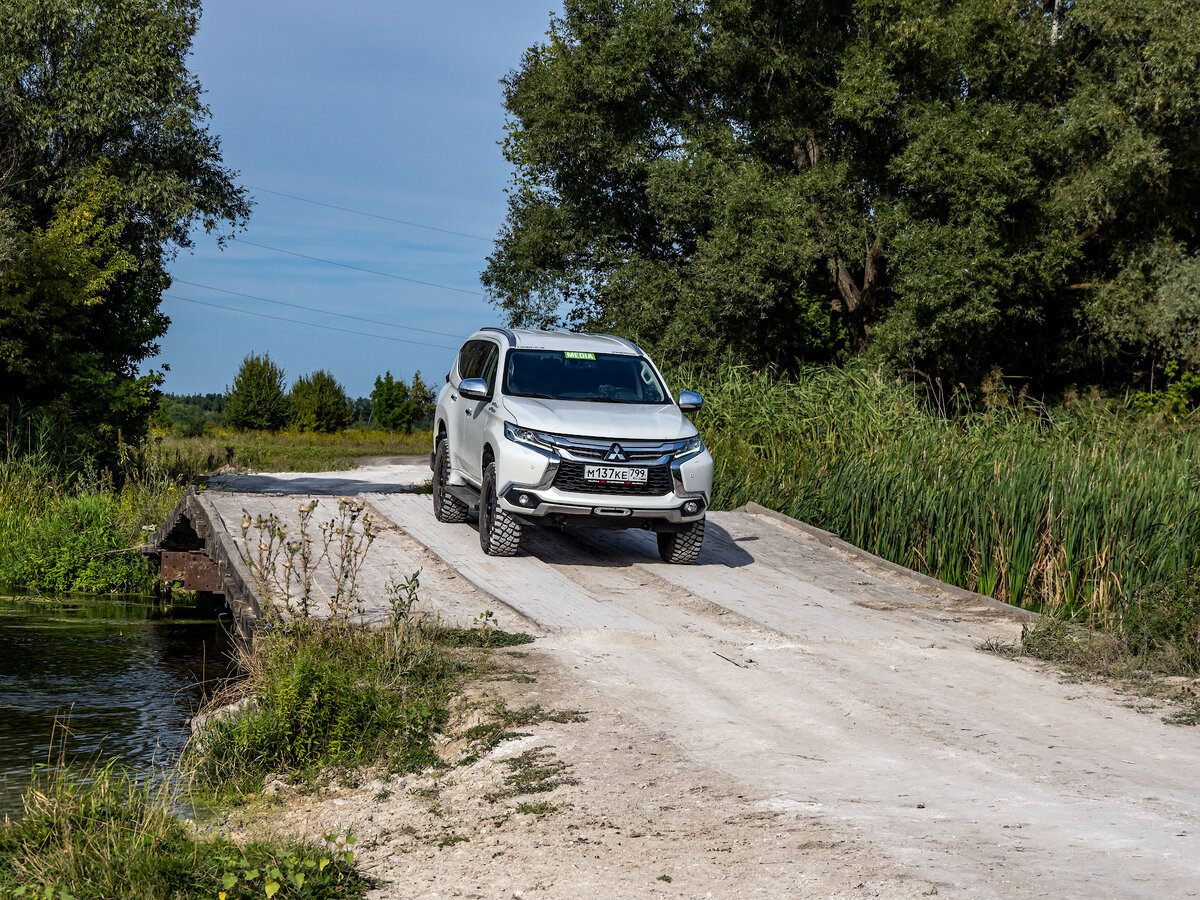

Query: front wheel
[
  {"left": 657, "top": 517, "right": 705, "bottom": 564},
  {"left": 479, "top": 461, "right": 522, "bottom": 556},
  {"left": 432, "top": 438, "right": 469, "bottom": 523}
]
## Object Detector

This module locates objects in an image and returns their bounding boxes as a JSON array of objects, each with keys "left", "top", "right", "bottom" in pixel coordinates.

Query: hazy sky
[{"left": 160, "top": 2, "right": 556, "bottom": 396}]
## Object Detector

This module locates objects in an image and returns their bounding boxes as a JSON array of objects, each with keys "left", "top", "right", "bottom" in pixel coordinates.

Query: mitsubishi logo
[{"left": 604, "top": 443, "right": 628, "bottom": 462}]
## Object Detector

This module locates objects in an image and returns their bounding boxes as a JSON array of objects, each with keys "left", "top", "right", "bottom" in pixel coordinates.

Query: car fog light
[
  {"left": 519, "top": 493, "right": 531, "bottom": 506},
  {"left": 684, "top": 500, "right": 700, "bottom": 514}
]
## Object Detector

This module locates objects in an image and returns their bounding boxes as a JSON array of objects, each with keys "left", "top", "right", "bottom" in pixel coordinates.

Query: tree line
[
  {"left": 162, "top": 352, "right": 436, "bottom": 435},
  {"left": 484, "top": 0, "right": 1200, "bottom": 397}
]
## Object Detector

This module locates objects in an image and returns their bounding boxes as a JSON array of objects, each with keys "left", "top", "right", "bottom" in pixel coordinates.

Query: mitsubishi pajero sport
[{"left": 430, "top": 327, "right": 713, "bottom": 563}]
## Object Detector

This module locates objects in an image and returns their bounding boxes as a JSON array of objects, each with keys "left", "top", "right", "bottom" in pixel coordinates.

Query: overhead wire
[
  {"left": 245, "top": 184, "right": 493, "bottom": 242},
  {"left": 163, "top": 293, "right": 461, "bottom": 350},
  {"left": 231, "top": 237, "right": 485, "bottom": 296},
  {"left": 171, "top": 278, "right": 465, "bottom": 339}
]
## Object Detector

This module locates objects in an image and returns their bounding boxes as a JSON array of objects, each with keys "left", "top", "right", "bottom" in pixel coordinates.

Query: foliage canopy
[
  {"left": 0, "top": 0, "right": 249, "bottom": 458},
  {"left": 484, "top": 0, "right": 1200, "bottom": 391}
]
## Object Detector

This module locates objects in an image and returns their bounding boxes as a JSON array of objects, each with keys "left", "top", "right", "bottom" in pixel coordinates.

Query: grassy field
[
  {"left": 0, "top": 426, "right": 433, "bottom": 594},
  {"left": 148, "top": 426, "right": 433, "bottom": 479},
  {"left": 677, "top": 363, "right": 1200, "bottom": 669}
]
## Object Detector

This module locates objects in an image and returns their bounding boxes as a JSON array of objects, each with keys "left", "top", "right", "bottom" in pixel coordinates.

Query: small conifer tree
[
  {"left": 289, "top": 370, "right": 353, "bottom": 433},
  {"left": 371, "top": 371, "right": 414, "bottom": 432},
  {"left": 224, "top": 353, "right": 290, "bottom": 432}
]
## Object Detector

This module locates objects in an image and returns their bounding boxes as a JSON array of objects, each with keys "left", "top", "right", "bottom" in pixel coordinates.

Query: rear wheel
[
  {"left": 657, "top": 517, "right": 705, "bottom": 564},
  {"left": 479, "top": 461, "right": 522, "bottom": 556},
  {"left": 432, "top": 438, "right": 468, "bottom": 523}
]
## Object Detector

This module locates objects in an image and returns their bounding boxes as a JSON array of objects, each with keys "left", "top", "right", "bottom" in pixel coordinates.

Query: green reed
[{"left": 679, "top": 363, "right": 1200, "bottom": 624}]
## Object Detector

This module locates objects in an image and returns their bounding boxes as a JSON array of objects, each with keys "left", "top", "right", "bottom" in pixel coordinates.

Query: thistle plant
[{"left": 240, "top": 498, "right": 376, "bottom": 624}]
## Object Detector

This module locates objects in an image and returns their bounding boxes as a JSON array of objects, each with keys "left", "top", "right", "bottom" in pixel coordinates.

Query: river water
[{"left": 0, "top": 593, "right": 236, "bottom": 817}]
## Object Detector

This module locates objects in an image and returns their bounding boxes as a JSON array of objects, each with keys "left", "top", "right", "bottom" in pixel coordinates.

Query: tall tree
[
  {"left": 0, "top": 0, "right": 249, "bottom": 457},
  {"left": 484, "top": 0, "right": 1200, "bottom": 390}
]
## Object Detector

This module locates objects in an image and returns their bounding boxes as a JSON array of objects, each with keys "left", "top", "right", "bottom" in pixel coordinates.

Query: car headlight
[
  {"left": 504, "top": 421, "right": 556, "bottom": 452},
  {"left": 673, "top": 435, "right": 704, "bottom": 459}
]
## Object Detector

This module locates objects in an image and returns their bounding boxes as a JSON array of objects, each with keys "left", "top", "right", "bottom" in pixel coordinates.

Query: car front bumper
[{"left": 494, "top": 441, "right": 713, "bottom": 529}]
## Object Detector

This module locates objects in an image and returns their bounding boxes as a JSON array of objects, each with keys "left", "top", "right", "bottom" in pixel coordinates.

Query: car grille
[
  {"left": 545, "top": 434, "right": 679, "bottom": 464},
  {"left": 553, "top": 461, "right": 672, "bottom": 496},
  {"left": 563, "top": 444, "right": 667, "bottom": 463}
]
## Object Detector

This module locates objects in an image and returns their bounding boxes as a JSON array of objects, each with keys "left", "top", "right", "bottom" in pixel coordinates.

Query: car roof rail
[
  {"left": 480, "top": 326, "right": 516, "bottom": 346},
  {"left": 587, "top": 333, "right": 643, "bottom": 356}
]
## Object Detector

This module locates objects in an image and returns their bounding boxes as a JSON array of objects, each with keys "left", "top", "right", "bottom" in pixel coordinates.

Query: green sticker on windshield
[{"left": 564, "top": 351, "right": 595, "bottom": 360}]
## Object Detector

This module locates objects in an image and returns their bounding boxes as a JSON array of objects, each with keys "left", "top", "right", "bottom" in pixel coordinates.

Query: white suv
[{"left": 430, "top": 328, "right": 714, "bottom": 563}]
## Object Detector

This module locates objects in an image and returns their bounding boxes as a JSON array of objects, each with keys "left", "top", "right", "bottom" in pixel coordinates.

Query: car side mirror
[
  {"left": 678, "top": 390, "right": 703, "bottom": 412},
  {"left": 459, "top": 377, "right": 490, "bottom": 401}
]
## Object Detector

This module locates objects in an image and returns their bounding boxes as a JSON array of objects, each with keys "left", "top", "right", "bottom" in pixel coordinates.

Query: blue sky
[{"left": 160, "top": 2, "right": 556, "bottom": 397}]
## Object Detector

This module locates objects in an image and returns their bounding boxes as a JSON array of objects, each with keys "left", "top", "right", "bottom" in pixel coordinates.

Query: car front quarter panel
[{"left": 674, "top": 449, "right": 714, "bottom": 503}]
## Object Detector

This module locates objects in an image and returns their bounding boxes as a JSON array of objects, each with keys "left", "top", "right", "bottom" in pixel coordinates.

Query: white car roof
[{"left": 475, "top": 328, "right": 643, "bottom": 356}]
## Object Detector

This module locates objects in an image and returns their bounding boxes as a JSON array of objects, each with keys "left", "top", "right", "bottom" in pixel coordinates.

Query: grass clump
[
  {"left": 484, "top": 748, "right": 577, "bottom": 804},
  {"left": 0, "top": 763, "right": 365, "bottom": 899},
  {"left": 191, "top": 613, "right": 457, "bottom": 795},
  {"left": 983, "top": 571, "right": 1200, "bottom": 724},
  {"left": 460, "top": 703, "right": 588, "bottom": 765}
]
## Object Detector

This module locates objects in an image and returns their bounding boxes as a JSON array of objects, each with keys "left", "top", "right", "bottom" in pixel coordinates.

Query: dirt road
[{"left": 208, "top": 466, "right": 1200, "bottom": 898}]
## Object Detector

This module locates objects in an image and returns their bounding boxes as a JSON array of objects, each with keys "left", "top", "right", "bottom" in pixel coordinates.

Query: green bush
[
  {"left": 289, "top": 370, "right": 352, "bottom": 434},
  {"left": 224, "top": 353, "right": 290, "bottom": 432},
  {"left": 192, "top": 615, "right": 453, "bottom": 792}
]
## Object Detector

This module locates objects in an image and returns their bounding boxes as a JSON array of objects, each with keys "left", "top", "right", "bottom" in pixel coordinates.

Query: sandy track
[{"left": 208, "top": 468, "right": 1200, "bottom": 898}]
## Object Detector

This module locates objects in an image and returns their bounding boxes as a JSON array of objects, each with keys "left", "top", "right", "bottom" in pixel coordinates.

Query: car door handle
[{"left": 449, "top": 393, "right": 457, "bottom": 402}]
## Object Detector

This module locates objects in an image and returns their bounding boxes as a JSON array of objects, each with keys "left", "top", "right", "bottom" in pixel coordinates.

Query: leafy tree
[
  {"left": 289, "top": 370, "right": 352, "bottom": 434},
  {"left": 0, "top": 0, "right": 249, "bottom": 458},
  {"left": 484, "top": 0, "right": 1200, "bottom": 392},
  {"left": 224, "top": 354, "right": 289, "bottom": 432},
  {"left": 371, "top": 372, "right": 414, "bottom": 432},
  {"left": 409, "top": 371, "right": 436, "bottom": 427},
  {"left": 350, "top": 396, "right": 373, "bottom": 424}
]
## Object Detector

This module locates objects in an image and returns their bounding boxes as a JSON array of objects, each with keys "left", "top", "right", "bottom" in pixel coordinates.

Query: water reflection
[{"left": 0, "top": 593, "right": 236, "bottom": 816}]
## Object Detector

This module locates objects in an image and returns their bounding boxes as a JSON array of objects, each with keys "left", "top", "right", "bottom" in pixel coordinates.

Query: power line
[
  {"left": 246, "top": 184, "right": 493, "bottom": 242},
  {"left": 232, "top": 237, "right": 485, "bottom": 297},
  {"left": 163, "top": 293, "right": 461, "bottom": 350},
  {"left": 172, "top": 278, "right": 465, "bottom": 339}
]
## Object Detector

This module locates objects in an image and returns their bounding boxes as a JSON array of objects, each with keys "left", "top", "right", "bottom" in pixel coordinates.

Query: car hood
[{"left": 501, "top": 396, "right": 697, "bottom": 441}]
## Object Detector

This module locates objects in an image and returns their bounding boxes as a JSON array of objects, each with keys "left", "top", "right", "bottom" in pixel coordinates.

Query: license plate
[{"left": 584, "top": 465, "right": 648, "bottom": 484}]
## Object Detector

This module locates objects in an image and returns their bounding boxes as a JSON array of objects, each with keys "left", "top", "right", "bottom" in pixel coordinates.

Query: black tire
[
  {"left": 432, "top": 438, "right": 469, "bottom": 523},
  {"left": 657, "top": 517, "right": 705, "bottom": 564},
  {"left": 479, "top": 461, "right": 522, "bottom": 556}
]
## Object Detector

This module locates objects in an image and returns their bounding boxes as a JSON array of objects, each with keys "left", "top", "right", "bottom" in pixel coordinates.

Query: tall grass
[
  {"left": 0, "top": 449, "right": 177, "bottom": 594},
  {"left": 683, "top": 363, "right": 1200, "bottom": 627},
  {"left": 0, "top": 760, "right": 365, "bottom": 899}
]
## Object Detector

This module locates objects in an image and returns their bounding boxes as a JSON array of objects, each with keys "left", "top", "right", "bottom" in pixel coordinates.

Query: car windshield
[{"left": 502, "top": 349, "right": 669, "bottom": 404}]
